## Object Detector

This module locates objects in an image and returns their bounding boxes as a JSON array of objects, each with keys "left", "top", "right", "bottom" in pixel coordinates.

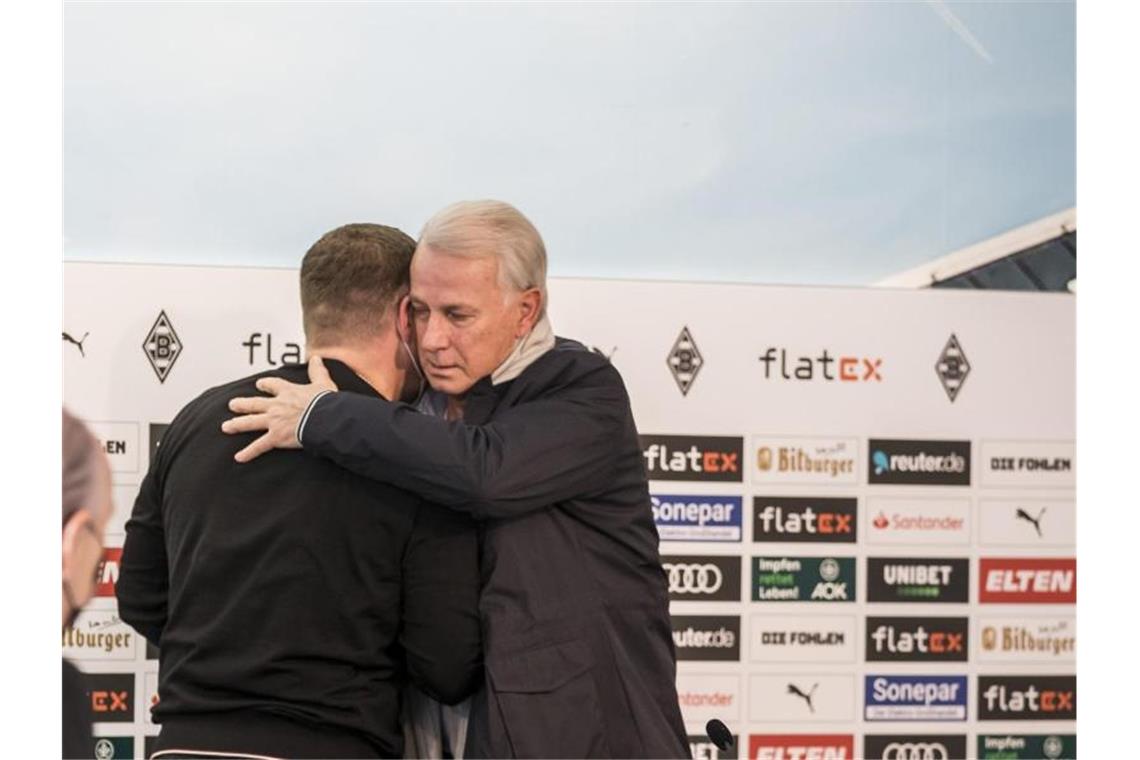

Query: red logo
[
  {"left": 872, "top": 512, "right": 889, "bottom": 529},
  {"left": 91, "top": 689, "right": 130, "bottom": 714},
  {"left": 749, "top": 734, "right": 854, "bottom": 760},
  {"left": 980, "top": 558, "right": 1076, "bottom": 604},
  {"left": 95, "top": 548, "right": 122, "bottom": 597}
]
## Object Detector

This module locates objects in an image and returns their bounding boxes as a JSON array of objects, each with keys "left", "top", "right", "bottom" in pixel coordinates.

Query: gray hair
[
  {"left": 62, "top": 408, "right": 111, "bottom": 529},
  {"left": 418, "top": 200, "right": 548, "bottom": 318}
]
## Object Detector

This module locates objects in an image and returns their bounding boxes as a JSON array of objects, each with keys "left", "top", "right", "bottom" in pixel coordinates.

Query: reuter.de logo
[
  {"left": 748, "top": 734, "right": 854, "bottom": 760},
  {"left": 979, "top": 558, "right": 1076, "bottom": 604},
  {"left": 867, "top": 558, "right": 969, "bottom": 603},
  {"left": 864, "top": 734, "right": 967, "bottom": 760},
  {"left": 641, "top": 435, "right": 743, "bottom": 482},
  {"left": 672, "top": 615, "right": 741, "bottom": 661},
  {"left": 751, "top": 437, "right": 858, "bottom": 485},
  {"left": 80, "top": 673, "right": 134, "bottom": 723},
  {"left": 758, "top": 346, "right": 882, "bottom": 382},
  {"left": 662, "top": 555, "right": 742, "bottom": 601},
  {"left": 95, "top": 547, "right": 123, "bottom": 598},
  {"left": 865, "top": 617, "right": 969, "bottom": 663},
  {"left": 752, "top": 497, "right": 857, "bottom": 544},
  {"left": 978, "top": 676, "right": 1076, "bottom": 721},
  {"left": 868, "top": 440, "right": 970, "bottom": 486},
  {"left": 652, "top": 494, "right": 743, "bottom": 542}
]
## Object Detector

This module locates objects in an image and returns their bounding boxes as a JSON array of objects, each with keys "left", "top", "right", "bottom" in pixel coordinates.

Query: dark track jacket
[
  {"left": 300, "top": 338, "right": 689, "bottom": 759},
  {"left": 116, "top": 360, "right": 482, "bottom": 758}
]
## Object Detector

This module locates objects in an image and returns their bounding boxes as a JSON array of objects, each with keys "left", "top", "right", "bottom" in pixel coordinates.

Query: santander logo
[{"left": 873, "top": 512, "right": 889, "bottom": 529}]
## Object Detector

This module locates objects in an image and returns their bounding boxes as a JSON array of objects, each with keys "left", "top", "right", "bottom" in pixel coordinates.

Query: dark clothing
[
  {"left": 302, "top": 338, "right": 688, "bottom": 759},
  {"left": 117, "top": 360, "right": 482, "bottom": 759},
  {"left": 62, "top": 659, "right": 91, "bottom": 760}
]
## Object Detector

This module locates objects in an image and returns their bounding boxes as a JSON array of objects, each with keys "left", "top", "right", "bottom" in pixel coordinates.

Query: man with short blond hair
[{"left": 225, "top": 201, "right": 689, "bottom": 759}]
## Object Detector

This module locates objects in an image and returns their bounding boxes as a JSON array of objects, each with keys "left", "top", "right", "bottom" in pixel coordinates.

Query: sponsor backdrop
[{"left": 63, "top": 263, "right": 1075, "bottom": 759}]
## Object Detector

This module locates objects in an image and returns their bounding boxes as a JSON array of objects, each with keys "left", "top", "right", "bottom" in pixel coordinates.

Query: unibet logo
[{"left": 758, "top": 346, "right": 883, "bottom": 382}]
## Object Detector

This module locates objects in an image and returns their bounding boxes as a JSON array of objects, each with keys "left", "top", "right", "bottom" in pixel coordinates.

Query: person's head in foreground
[
  {"left": 300, "top": 222, "right": 421, "bottom": 401},
  {"left": 61, "top": 408, "right": 113, "bottom": 629},
  {"left": 409, "top": 199, "right": 547, "bottom": 397}
]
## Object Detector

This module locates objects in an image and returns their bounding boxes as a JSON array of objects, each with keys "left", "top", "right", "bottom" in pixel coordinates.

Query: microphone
[{"left": 705, "top": 719, "right": 733, "bottom": 752}]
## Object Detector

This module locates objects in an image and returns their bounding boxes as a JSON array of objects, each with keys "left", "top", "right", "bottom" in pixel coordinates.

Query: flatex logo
[
  {"left": 641, "top": 435, "right": 743, "bottom": 482},
  {"left": 690, "top": 734, "right": 738, "bottom": 760},
  {"left": 977, "top": 734, "right": 1076, "bottom": 759},
  {"left": 979, "top": 558, "right": 1076, "bottom": 604},
  {"left": 663, "top": 555, "right": 741, "bottom": 601},
  {"left": 652, "top": 494, "right": 743, "bottom": 542},
  {"left": 978, "top": 676, "right": 1076, "bottom": 721},
  {"left": 864, "top": 734, "right": 967, "bottom": 760},
  {"left": 758, "top": 347, "right": 882, "bottom": 382},
  {"left": 752, "top": 437, "right": 858, "bottom": 485},
  {"left": 867, "top": 558, "right": 969, "bottom": 603},
  {"left": 242, "top": 332, "right": 302, "bottom": 366},
  {"left": 752, "top": 497, "right": 857, "bottom": 544},
  {"left": 865, "top": 676, "right": 968, "bottom": 722},
  {"left": 143, "top": 310, "right": 183, "bottom": 383},
  {"left": 935, "top": 334, "right": 971, "bottom": 403},
  {"left": 748, "top": 734, "right": 854, "bottom": 760},
  {"left": 672, "top": 615, "right": 741, "bottom": 661},
  {"left": 752, "top": 557, "right": 856, "bottom": 602},
  {"left": 868, "top": 440, "right": 970, "bottom": 486},
  {"left": 80, "top": 673, "right": 134, "bottom": 723},
  {"left": 865, "top": 617, "right": 968, "bottom": 662},
  {"left": 667, "top": 326, "right": 704, "bottom": 395}
]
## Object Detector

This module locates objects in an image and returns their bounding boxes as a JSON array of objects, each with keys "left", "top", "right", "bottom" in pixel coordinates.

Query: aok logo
[
  {"left": 977, "top": 734, "right": 1075, "bottom": 759},
  {"left": 863, "top": 735, "right": 967, "bottom": 760},
  {"left": 641, "top": 435, "right": 744, "bottom": 482},
  {"left": 866, "top": 617, "right": 968, "bottom": 662},
  {"left": 758, "top": 347, "right": 883, "bottom": 382},
  {"left": 980, "top": 558, "right": 1076, "bottom": 604},
  {"left": 95, "top": 547, "right": 123, "bottom": 597},
  {"left": 978, "top": 676, "right": 1076, "bottom": 721},
  {"left": 662, "top": 556, "right": 741, "bottom": 601},
  {"left": 748, "top": 734, "right": 854, "bottom": 760},
  {"left": 753, "top": 498, "right": 857, "bottom": 543},
  {"left": 80, "top": 673, "right": 134, "bottom": 723},
  {"left": 868, "top": 440, "right": 971, "bottom": 486},
  {"left": 752, "top": 557, "right": 856, "bottom": 602}
]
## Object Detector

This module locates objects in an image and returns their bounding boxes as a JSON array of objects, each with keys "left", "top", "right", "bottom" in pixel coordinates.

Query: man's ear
[
  {"left": 62, "top": 511, "right": 102, "bottom": 606},
  {"left": 515, "top": 288, "right": 542, "bottom": 338},
  {"left": 396, "top": 294, "right": 413, "bottom": 342}
]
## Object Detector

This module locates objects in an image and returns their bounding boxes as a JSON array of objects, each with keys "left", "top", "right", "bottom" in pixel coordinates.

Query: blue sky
[{"left": 64, "top": 1, "right": 1074, "bottom": 285}]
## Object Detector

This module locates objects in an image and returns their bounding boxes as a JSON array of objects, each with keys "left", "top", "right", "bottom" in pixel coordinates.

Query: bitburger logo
[
  {"left": 979, "top": 618, "right": 1075, "bottom": 661},
  {"left": 752, "top": 437, "right": 858, "bottom": 484}
]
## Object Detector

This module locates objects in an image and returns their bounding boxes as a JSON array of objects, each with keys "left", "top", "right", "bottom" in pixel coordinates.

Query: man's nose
[{"left": 419, "top": 312, "right": 449, "bottom": 352}]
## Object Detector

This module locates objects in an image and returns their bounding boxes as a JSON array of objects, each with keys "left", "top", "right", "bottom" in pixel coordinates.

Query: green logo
[{"left": 751, "top": 556, "right": 856, "bottom": 602}]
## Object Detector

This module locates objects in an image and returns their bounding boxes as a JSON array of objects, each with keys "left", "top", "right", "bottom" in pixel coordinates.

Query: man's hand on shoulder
[{"left": 222, "top": 356, "right": 339, "bottom": 463}]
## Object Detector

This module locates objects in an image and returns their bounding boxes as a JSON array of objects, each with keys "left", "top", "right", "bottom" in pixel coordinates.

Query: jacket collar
[{"left": 490, "top": 314, "right": 555, "bottom": 386}]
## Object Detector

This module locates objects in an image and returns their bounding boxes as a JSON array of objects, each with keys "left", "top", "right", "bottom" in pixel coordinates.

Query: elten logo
[
  {"left": 142, "top": 310, "right": 183, "bottom": 383},
  {"left": 63, "top": 330, "right": 89, "bottom": 357},
  {"left": 641, "top": 435, "right": 743, "bottom": 482},
  {"left": 979, "top": 558, "right": 1076, "bottom": 604},
  {"left": 95, "top": 547, "right": 123, "bottom": 597},
  {"left": 748, "top": 734, "right": 854, "bottom": 760},
  {"left": 667, "top": 326, "right": 704, "bottom": 396},
  {"left": 935, "top": 334, "right": 970, "bottom": 402},
  {"left": 758, "top": 347, "right": 882, "bottom": 382}
]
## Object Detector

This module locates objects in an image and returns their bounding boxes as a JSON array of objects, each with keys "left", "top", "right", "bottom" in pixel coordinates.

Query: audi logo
[
  {"left": 881, "top": 743, "right": 949, "bottom": 760},
  {"left": 664, "top": 563, "right": 723, "bottom": 594}
]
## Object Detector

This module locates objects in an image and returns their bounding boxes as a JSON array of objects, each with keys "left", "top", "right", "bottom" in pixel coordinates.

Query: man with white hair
[{"left": 224, "top": 200, "right": 689, "bottom": 758}]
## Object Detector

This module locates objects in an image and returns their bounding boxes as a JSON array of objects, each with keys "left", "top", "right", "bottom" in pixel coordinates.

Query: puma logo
[
  {"left": 1016, "top": 507, "right": 1046, "bottom": 537},
  {"left": 786, "top": 682, "right": 818, "bottom": 713},
  {"left": 63, "top": 331, "right": 89, "bottom": 357}
]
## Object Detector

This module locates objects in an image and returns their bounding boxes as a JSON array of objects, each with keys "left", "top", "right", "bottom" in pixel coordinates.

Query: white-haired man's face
[{"left": 408, "top": 245, "right": 540, "bottom": 397}]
